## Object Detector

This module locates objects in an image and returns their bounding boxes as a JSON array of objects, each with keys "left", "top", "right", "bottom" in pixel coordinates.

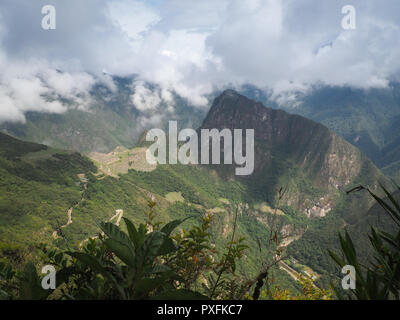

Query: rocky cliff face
[{"left": 201, "top": 89, "right": 382, "bottom": 217}]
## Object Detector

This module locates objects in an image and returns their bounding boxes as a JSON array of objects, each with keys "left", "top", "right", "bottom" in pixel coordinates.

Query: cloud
[
  {"left": 131, "top": 83, "right": 162, "bottom": 112},
  {"left": 107, "top": 0, "right": 161, "bottom": 43},
  {"left": 206, "top": 0, "right": 400, "bottom": 95},
  {"left": 129, "top": 80, "right": 177, "bottom": 133},
  {"left": 1, "top": 0, "right": 400, "bottom": 121},
  {"left": 0, "top": 56, "right": 97, "bottom": 122}
]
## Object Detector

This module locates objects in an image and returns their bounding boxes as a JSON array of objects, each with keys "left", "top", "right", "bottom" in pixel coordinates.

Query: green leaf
[
  {"left": 54, "top": 266, "right": 77, "bottom": 287},
  {"left": 123, "top": 218, "right": 143, "bottom": 249},
  {"left": 366, "top": 184, "right": 400, "bottom": 227},
  {"left": 103, "top": 238, "right": 135, "bottom": 267},
  {"left": 160, "top": 216, "right": 194, "bottom": 236},
  {"left": 328, "top": 249, "right": 345, "bottom": 267},
  {"left": 157, "top": 237, "right": 178, "bottom": 256},
  {"left": 151, "top": 264, "right": 171, "bottom": 274},
  {"left": 380, "top": 182, "right": 400, "bottom": 220},
  {"left": 135, "top": 231, "right": 166, "bottom": 274},
  {"left": 135, "top": 277, "right": 165, "bottom": 297},
  {"left": 19, "top": 262, "right": 49, "bottom": 300},
  {"left": 0, "top": 289, "right": 10, "bottom": 300},
  {"left": 95, "top": 220, "right": 133, "bottom": 249},
  {"left": 67, "top": 252, "right": 126, "bottom": 299},
  {"left": 67, "top": 252, "right": 107, "bottom": 274},
  {"left": 380, "top": 233, "right": 400, "bottom": 251}
]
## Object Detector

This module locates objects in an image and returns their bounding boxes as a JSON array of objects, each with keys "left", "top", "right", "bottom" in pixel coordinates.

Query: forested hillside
[{"left": 0, "top": 91, "right": 394, "bottom": 294}]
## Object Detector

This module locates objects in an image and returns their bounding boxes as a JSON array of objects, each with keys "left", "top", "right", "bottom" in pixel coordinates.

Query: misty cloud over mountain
[{"left": 1, "top": 0, "right": 400, "bottom": 122}]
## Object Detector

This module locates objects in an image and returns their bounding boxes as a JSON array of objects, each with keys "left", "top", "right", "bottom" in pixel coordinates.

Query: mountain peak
[
  {"left": 217, "top": 89, "right": 250, "bottom": 105},
  {"left": 200, "top": 90, "right": 382, "bottom": 214},
  {"left": 202, "top": 88, "right": 271, "bottom": 130},
  {"left": 220, "top": 89, "right": 241, "bottom": 97}
]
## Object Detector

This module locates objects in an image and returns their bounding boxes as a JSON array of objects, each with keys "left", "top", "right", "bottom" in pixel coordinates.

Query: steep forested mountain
[
  {"left": 202, "top": 90, "right": 384, "bottom": 216},
  {"left": 241, "top": 83, "right": 400, "bottom": 182}
]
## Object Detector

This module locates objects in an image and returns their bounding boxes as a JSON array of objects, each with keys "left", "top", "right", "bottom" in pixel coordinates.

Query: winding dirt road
[{"left": 52, "top": 174, "right": 87, "bottom": 239}]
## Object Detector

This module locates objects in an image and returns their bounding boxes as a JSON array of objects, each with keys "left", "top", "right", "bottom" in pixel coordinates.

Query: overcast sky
[{"left": 0, "top": 0, "right": 399, "bottom": 122}]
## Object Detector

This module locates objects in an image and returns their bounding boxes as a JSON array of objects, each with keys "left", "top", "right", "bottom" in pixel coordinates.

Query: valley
[
  {"left": 3, "top": 78, "right": 400, "bottom": 185},
  {"left": 0, "top": 90, "right": 395, "bottom": 294}
]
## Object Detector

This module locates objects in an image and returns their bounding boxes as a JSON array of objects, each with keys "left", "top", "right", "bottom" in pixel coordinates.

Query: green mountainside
[
  {"left": 0, "top": 132, "right": 95, "bottom": 245},
  {"left": 201, "top": 90, "right": 390, "bottom": 284},
  {"left": 0, "top": 90, "right": 392, "bottom": 291},
  {"left": 0, "top": 131, "right": 300, "bottom": 292},
  {"left": 202, "top": 90, "right": 384, "bottom": 216},
  {"left": 299, "top": 84, "right": 400, "bottom": 180},
  {"left": 240, "top": 84, "right": 400, "bottom": 182}
]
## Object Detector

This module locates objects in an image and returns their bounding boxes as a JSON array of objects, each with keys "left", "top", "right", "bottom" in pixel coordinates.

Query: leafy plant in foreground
[
  {"left": 63, "top": 214, "right": 206, "bottom": 299},
  {"left": 329, "top": 183, "right": 400, "bottom": 299}
]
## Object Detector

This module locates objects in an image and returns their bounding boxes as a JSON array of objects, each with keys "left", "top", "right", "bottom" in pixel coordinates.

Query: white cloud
[
  {"left": 131, "top": 83, "right": 162, "bottom": 112},
  {"left": 0, "top": 57, "right": 96, "bottom": 122},
  {"left": 1, "top": 0, "right": 400, "bottom": 122},
  {"left": 107, "top": 1, "right": 161, "bottom": 43}
]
